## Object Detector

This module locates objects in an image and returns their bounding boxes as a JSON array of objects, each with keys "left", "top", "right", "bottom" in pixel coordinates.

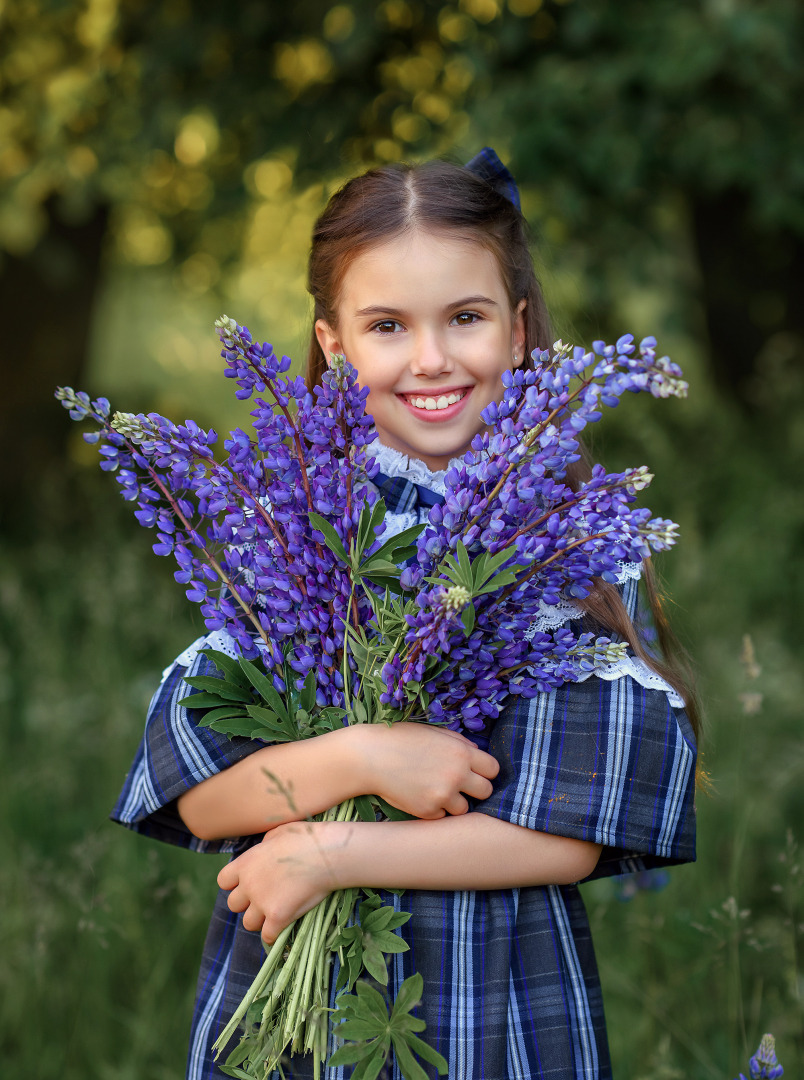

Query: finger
[
  {"left": 461, "top": 774, "right": 495, "bottom": 802},
  {"left": 444, "top": 793, "right": 469, "bottom": 816},
  {"left": 471, "top": 748, "right": 500, "bottom": 779},
  {"left": 226, "top": 885, "right": 250, "bottom": 914},
  {"left": 242, "top": 904, "right": 265, "bottom": 934},
  {"left": 217, "top": 863, "right": 239, "bottom": 891}
]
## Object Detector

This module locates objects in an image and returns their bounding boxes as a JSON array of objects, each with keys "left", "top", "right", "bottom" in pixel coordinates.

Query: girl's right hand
[{"left": 351, "top": 722, "right": 499, "bottom": 819}]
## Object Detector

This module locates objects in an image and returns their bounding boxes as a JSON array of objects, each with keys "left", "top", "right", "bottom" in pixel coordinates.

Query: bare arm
[
  {"left": 177, "top": 722, "right": 500, "bottom": 841},
  {"left": 219, "top": 814, "right": 602, "bottom": 943}
]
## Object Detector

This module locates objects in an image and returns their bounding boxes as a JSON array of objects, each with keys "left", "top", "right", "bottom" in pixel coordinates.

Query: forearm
[
  {"left": 323, "top": 813, "right": 602, "bottom": 891},
  {"left": 177, "top": 727, "right": 364, "bottom": 840}
]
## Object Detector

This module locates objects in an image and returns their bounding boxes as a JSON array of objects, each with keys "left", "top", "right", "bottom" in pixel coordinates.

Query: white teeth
[{"left": 408, "top": 391, "right": 465, "bottom": 411}]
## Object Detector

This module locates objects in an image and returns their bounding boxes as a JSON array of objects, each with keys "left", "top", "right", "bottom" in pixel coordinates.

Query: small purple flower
[{"left": 740, "top": 1034, "right": 784, "bottom": 1080}]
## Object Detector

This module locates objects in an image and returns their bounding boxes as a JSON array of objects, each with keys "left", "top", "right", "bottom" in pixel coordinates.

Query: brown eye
[
  {"left": 452, "top": 311, "right": 480, "bottom": 326},
  {"left": 373, "top": 320, "right": 401, "bottom": 334}
]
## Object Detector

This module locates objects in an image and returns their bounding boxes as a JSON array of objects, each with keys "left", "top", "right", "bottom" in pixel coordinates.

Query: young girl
[{"left": 112, "top": 150, "right": 697, "bottom": 1080}]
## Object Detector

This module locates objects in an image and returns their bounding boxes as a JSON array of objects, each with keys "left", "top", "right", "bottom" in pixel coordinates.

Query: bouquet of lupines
[{"left": 57, "top": 316, "right": 687, "bottom": 1080}]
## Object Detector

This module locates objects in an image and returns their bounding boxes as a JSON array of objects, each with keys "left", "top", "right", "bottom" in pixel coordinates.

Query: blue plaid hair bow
[
  {"left": 370, "top": 470, "right": 445, "bottom": 516},
  {"left": 464, "top": 147, "right": 521, "bottom": 211}
]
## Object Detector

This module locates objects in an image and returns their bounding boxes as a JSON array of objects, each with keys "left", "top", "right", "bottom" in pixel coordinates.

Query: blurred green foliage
[{"left": 1, "top": 0, "right": 802, "bottom": 1076}]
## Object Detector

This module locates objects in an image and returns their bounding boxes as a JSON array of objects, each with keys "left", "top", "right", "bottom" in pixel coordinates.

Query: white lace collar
[{"left": 367, "top": 439, "right": 466, "bottom": 496}]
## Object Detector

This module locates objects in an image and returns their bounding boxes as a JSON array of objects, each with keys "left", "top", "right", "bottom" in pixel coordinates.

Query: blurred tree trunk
[
  {"left": 0, "top": 202, "right": 108, "bottom": 517},
  {"left": 691, "top": 189, "right": 804, "bottom": 405}
]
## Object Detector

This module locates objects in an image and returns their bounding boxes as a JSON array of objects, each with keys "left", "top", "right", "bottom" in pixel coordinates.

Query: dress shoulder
[{"left": 474, "top": 673, "right": 696, "bottom": 879}]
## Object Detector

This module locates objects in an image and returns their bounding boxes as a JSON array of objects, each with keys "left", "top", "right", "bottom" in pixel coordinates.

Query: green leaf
[
  {"left": 457, "top": 540, "right": 473, "bottom": 581},
  {"left": 372, "top": 796, "right": 415, "bottom": 822},
  {"left": 198, "top": 648, "right": 252, "bottom": 687},
  {"left": 178, "top": 691, "right": 238, "bottom": 710},
  {"left": 362, "top": 946, "right": 388, "bottom": 985},
  {"left": 460, "top": 603, "right": 476, "bottom": 636},
  {"left": 355, "top": 979, "right": 391, "bottom": 1024},
  {"left": 205, "top": 718, "right": 263, "bottom": 738},
  {"left": 354, "top": 795, "right": 377, "bottom": 822},
  {"left": 308, "top": 511, "right": 349, "bottom": 563},
  {"left": 299, "top": 669, "right": 316, "bottom": 713},
  {"left": 356, "top": 497, "right": 387, "bottom": 553},
  {"left": 194, "top": 705, "right": 249, "bottom": 726},
  {"left": 361, "top": 905, "right": 397, "bottom": 932},
  {"left": 328, "top": 1040, "right": 382, "bottom": 1066},
  {"left": 351, "top": 1044, "right": 390, "bottom": 1080},
  {"left": 238, "top": 659, "right": 290, "bottom": 722},
  {"left": 402, "top": 1032, "right": 449, "bottom": 1073},
  {"left": 244, "top": 705, "right": 292, "bottom": 736},
  {"left": 391, "top": 972, "right": 424, "bottom": 1018},
  {"left": 362, "top": 522, "right": 425, "bottom": 567},
  {"left": 331, "top": 1019, "right": 385, "bottom": 1041},
  {"left": 181, "top": 675, "right": 254, "bottom": 702},
  {"left": 391, "top": 1036, "right": 431, "bottom": 1080},
  {"left": 367, "top": 930, "right": 409, "bottom": 954}
]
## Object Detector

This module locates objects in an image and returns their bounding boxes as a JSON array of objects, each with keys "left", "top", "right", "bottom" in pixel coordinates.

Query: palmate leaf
[
  {"left": 181, "top": 675, "right": 254, "bottom": 702},
  {"left": 329, "top": 973, "right": 447, "bottom": 1080},
  {"left": 238, "top": 658, "right": 290, "bottom": 722}
]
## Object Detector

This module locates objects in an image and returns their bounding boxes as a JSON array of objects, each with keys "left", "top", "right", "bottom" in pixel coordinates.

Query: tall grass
[{"left": 2, "top": 395, "right": 801, "bottom": 1077}]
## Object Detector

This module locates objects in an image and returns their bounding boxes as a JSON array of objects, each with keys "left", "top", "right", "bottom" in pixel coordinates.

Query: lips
[{"left": 397, "top": 387, "right": 472, "bottom": 422}]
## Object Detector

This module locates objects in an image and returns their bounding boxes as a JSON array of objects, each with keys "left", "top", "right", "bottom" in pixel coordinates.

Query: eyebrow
[{"left": 353, "top": 295, "right": 500, "bottom": 318}]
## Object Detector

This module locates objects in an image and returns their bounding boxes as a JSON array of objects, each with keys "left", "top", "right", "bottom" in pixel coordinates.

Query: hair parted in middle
[{"left": 305, "top": 158, "right": 552, "bottom": 386}]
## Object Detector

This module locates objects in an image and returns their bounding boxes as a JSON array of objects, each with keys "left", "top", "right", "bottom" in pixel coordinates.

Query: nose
[{"left": 410, "top": 330, "right": 453, "bottom": 378}]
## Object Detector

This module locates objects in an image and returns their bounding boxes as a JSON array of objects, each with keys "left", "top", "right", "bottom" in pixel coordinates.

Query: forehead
[{"left": 338, "top": 229, "right": 508, "bottom": 308}]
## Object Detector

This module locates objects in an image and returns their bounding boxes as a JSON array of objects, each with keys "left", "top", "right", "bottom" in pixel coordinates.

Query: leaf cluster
[
  {"left": 178, "top": 648, "right": 345, "bottom": 743},
  {"left": 328, "top": 974, "right": 448, "bottom": 1080}
]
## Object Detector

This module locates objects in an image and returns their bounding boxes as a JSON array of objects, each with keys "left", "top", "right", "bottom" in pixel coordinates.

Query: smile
[{"left": 400, "top": 389, "right": 469, "bottom": 412}]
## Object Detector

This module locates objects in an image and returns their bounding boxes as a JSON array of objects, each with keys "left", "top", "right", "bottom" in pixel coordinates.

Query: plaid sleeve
[
  {"left": 110, "top": 649, "right": 264, "bottom": 854},
  {"left": 473, "top": 675, "right": 697, "bottom": 880}
]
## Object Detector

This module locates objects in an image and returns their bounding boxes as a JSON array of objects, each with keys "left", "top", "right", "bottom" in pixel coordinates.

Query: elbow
[
  {"left": 177, "top": 789, "right": 221, "bottom": 842},
  {"left": 559, "top": 840, "right": 602, "bottom": 884}
]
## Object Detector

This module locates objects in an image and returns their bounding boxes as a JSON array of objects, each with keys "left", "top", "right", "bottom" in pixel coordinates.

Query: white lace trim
[
  {"left": 523, "top": 560, "right": 642, "bottom": 638},
  {"left": 575, "top": 655, "right": 684, "bottom": 708},
  {"left": 367, "top": 439, "right": 465, "bottom": 496},
  {"left": 165, "top": 630, "right": 240, "bottom": 681}
]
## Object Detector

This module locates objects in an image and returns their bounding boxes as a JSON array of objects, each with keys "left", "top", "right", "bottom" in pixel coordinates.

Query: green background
[{"left": 1, "top": 1, "right": 802, "bottom": 1076}]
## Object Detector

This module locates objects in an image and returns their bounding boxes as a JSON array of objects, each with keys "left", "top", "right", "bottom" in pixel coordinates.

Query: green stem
[{"left": 212, "top": 922, "right": 294, "bottom": 1055}]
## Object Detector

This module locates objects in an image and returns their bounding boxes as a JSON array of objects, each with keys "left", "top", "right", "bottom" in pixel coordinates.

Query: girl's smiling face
[{"left": 315, "top": 229, "right": 526, "bottom": 471}]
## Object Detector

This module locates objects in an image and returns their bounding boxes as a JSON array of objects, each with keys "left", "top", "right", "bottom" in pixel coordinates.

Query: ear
[
  {"left": 315, "top": 318, "right": 342, "bottom": 366},
  {"left": 512, "top": 299, "right": 527, "bottom": 368}
]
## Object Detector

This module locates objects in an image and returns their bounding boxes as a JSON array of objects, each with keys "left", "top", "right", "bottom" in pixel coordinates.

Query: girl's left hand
[{"left": 218, "top": 822, "right": 337, "bottom": 944}]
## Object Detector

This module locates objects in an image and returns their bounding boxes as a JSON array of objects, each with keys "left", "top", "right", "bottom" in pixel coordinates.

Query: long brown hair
[{"left": 304, "top": 159, "right": 699, "bottom": 740}]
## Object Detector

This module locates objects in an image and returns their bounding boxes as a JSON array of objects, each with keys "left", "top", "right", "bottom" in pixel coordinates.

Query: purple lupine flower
[
  {"left": 738, "top": 1034, "right": 784, "bottom": 1080},
  {"left": 58, "top": 323, "right": 686, "bottom": 737}
]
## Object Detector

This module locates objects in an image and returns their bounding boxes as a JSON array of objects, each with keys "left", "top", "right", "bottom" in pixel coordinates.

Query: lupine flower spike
[{"left": 736, "top": 1033, "right": 784, "bottom": 1080}]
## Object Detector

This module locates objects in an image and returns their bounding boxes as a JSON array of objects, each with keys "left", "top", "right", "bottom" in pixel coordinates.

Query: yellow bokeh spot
[
  {"left": 0, "top": 144, "right": 29, "bottom": 180},
  {"left": 459, "top": 0, "right": 501, "bottom": 23},
  {"left": 374, "top": 138, "right": 403, "bottom": 162},
  {"left": 75, "top": 0, "right": 119, "bottom": 50},
  {"left": 442, "top": 56, "right": 475, "bottom": 95},
  {"left": 384, "top": 54, "right": 438, "bottom": 93},
  {"left": 275, "top": 39, "right": 333, "bottom": 94},
  {"left": 438, "top": 10, "right": 475, "bottom": 42},
  {"left": 247, "top": 158, "right": 294, "bottom": 200},
  {"left": 323, "top": 5, "right": 355, "bottom": 41},
  {"left": 392, "top": 111, "right": 430, "bottom": 144},
  {"left": 414, "top": 91, "right": 452, "bottom": 124},
  {"left": 174, "top": 110, "right": 220, "bottom": 166},
  {"left": 507, "top": 0, "right": 542, "bottom": 14},
  {"left": 116, "top": 207, "right": 173, "bottom": 265},
  {"left": 66, "top": 145, "right": 98, "bottom": 179},
  {"left": 45, "top": 68, "right": 91, "bottom": 123},
  {"left": 0, "top": 199, "right": 46, "bottom": 255},
  {"left": 179, "top": 253, "right": 220, "bottom": 294},
  {"left": 379, "top": 0, "right": 414, "bottom": 29}
]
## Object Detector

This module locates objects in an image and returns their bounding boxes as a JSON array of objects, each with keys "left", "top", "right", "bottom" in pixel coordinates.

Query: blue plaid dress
[{"left": 111, "top": 472, "right": 697, "bottom": 1080}]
